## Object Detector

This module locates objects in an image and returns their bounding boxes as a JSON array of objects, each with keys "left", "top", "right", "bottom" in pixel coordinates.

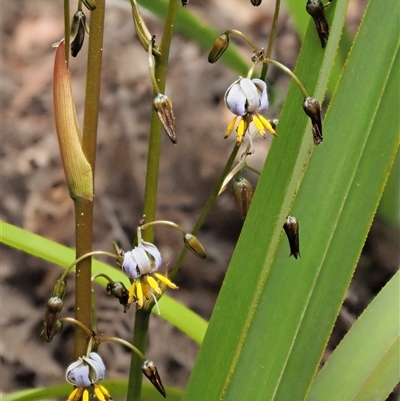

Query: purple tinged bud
[
  {"left": 302, "top": 97, "right": 323, "bottom": 144},
  {"left": 283, "top": 215, "right": 300, "bottom": 259},
  {"left": 233, "top": 177, "right": 253, "bottom": 219},
  {"left": 142, "top": 360, "right": 167, "bottom": 398},
  {"left": 153, "top": 94, "right": 177, "bottom": 144},
  {"left": 208, "top": 34, "right": 230, "bottom": 63},
  {"left": 106, "top": 281, "right": 130, "bottom": 312},
  {"left": 70, "top": 11, "right": 88, "bottom": 57},
  {"left": 43, "top": 296, "right": 64, "bottom": 342},
  {"left": 306, "top": 0, "right": 329, "bottom": 48},
  {"left": 184, "top": 233, "right": 207, "bottom": 259}
]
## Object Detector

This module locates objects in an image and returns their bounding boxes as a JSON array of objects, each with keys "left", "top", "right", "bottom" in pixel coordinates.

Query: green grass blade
[
  {"left": 306, "top": 271, "right": 400, "bottom": 401},
  {"left": 2, "top": 380, "right": 183, "bottom": 401},
  {"left": 184, "top": 0, "right": 399, "bottom": 399},
  {"left": 0, "top": 221, "right": 207, "bottom": 344}
]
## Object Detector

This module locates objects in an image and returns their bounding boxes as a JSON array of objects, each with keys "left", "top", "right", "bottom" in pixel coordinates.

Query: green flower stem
[
  {"left": 265, "top": 58, "right": 310, "bottom": 98},
  {"left": 73, "top": 0, "right": 105, "bottom": 359},
  {"left": 260, "top": 0, "right": 280, "bottom": 81},
  {"left": 128, "top": 1, "right": 180, "bottom": 400},
  {"left": 225, "top": 29, "right": 258, "bottom": 51},
  {"left": 63, "top": 0, "right": 70, "bottom": 64},
  {"left": 170, "top": 143, "right": 241, "bottom": 278},
  {"left": 98, "top": 336, "right": 146, "bottom": 361},
  {"left": 60, "top": 317, "right": 92, "bottom": 338}
]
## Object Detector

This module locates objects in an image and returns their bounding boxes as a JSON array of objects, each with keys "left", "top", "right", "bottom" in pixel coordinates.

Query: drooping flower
[
  {"left": 224, "top": 77, "right": 276, "bottom": 144},
  {"left": 121, "top": 241, "right": 178, "bottom": 310},
  {"left": 65, "top": 352, "right": 112, "bottom": 401}
]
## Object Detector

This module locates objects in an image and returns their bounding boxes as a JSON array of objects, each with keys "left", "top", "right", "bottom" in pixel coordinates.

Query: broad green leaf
[
  {"left": 184, "top": 0, "right": 399, "bottom": 400},
  {"left": 2, "top": 380, "right": 182, "bottom": 401},
  {"left": 0, "top": 221, "right": 207, "bottom": 345},
  {"left": 306, "top": 271, "right": 400, "bottom": 401}
]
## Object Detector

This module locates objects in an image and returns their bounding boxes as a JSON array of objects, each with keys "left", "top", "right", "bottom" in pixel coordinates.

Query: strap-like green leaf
[
  {"left": 184, "top": 0, "right": 399, "bottom": 399},
  {"left": 306, "top": 271, "right": 400, "bottom": 401}
]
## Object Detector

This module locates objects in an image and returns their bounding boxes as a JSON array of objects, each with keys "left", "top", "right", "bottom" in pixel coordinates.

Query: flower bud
[
  {"left": 82, "top": 0, "right": 96, "bottom": 11},
  {"left": 51, "top": 277, "right": 67, "bottom": 299},
  {"left": 208, "top": 34, "right": 229, "bottom": 63},
  {"left": 233, "top": 177, "right": 253, "bottom": 219},
  {"left": 283, "top": 215, "right": 300, "bottom": 259},
  {"left": 182, "top": 0, "right": 189, "bottom": 5},
  {"left": 43, "top": 297, "right": 64, "bottom": 342},
  {"left": 302, "top": 97, "right": 323, "bottom": 145},
  {"left": 70, "top": 11, "right": 88, "bottom": 57},
  {"left": 106, "top": 281, "right": 130, "bottom": 312},
  {"left": 153, "top": 94, "right": 177, "bottom": 144},
  {"left": 142, "top": 360, "right": 167, "bottom": 398},
  {"left": 184, "top": 233, "right": 207, "bottom": 259},
  {"left": 306, "top": 0, "right": 329, "bottom": 48},
  {"left": 251, "top": 0, "right": 263, "bottom": 5},
  {"left": 40, "top": 320, "right": 63, "bottom": 342}
]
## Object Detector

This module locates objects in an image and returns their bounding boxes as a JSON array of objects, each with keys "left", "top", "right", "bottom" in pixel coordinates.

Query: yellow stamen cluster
[
  {"left": 128, "top": 274, "right": 178, "bottom": 309},
  {"left": 67, "top": 383, "right": 112, "bottom": 401},
  {"left": 224, "top": 113, "right": 276, "bottom": 144}
]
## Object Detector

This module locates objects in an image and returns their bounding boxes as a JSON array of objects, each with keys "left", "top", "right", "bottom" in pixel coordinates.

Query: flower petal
[
  {"left": 239, "top": 78, "right": 260, "bottom": 113},
  {"left": 66, "top": 363, "right": 91, "bottom": 387},
  {"left": 139, "top": 241, "right": 162, "bottom": 270},
  {"left": 252, "top": 79, "right": 268, "bottom": 111},
  {"left": 225, "top": 80, "right": 247, "bottom": 116},
  {"left": 82, "top": 353, "right": 106, "bottom": 383}
]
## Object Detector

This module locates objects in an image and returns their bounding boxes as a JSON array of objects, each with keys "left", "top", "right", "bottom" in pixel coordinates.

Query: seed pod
[
  {"left": 153, "top": 94, "right": 177, "bottom": 144},
  {"left": 70, "top": 11, "right": 88, "bottom": 57},
  {"left": 302, "top": 97, "right": 323, "bottom": 145},
  {"left": 184, "top": 233, "right": 206, "bottom": 259},
  {"left": 283, "top": 215, "right": 300, "bottom": 259},
  {"left": 142, "top": 360, "right": 167, "bottom": 398},
  {"left": 106, "top": 281, "right": 130, "bottom": 312},
  {"left": 233, "top": 177, "right": 253, "bottom": 219},
  {"left": 208, "top": 34, "right": 230, "bottom": 63},
  {"left": 306, "top": 0, "right": 329, "bottom": 48},
  {"left": 43, "top": 296, "right": 64, "bottom": 342}
]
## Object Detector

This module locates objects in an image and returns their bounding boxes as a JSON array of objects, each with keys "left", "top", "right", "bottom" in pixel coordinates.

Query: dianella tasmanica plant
[{"left": 1, "top": 0, "right": 399, "bottom": 400}]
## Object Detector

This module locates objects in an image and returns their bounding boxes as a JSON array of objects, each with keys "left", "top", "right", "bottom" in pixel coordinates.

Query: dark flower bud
[
  {"left": 182, "top": 0, "right": 189, "bottom": 5},
  {"left": 233, "top": 177, "right": 253, "bottom": 219},
  {"left": 142, "top": 360, "right": 167, "bottom": 398},
  {"left": 43, "top": 297, "right": 64, "bottom": 342},
  {"left": 283, "top": 215, "right": 300, "bottom": 259},
  {"left": 51, "top": 277, "right": 67, "bottom": 299},
  {"left": 82, "top": 0, "right": 96, "bottom": 11},
  {"left": 153, "top": 94, "right": 177, "bottom": 144},
  {"left": 106, "top": 281, "right": 130, "bottom": 312},
  {"left": 251, "top": 0, "right": 263, "bottom": 5},
  {"left": 208, "top": 34, "right": 229, "bottom": 63},
  {"left": 40, "top": 320, "right": 63, "bottom": 342},
  {"left": 306, "top": 0, "right": 329, "bottom": 48},
  {"left": 184, "top": 233, "right": 206, "bottom": 259},
  {"left": 302, "top": 97, "right": 323, "bottom": 145},
  {"left": 70, "top": 11, "right": 88, "bottom": 57}
]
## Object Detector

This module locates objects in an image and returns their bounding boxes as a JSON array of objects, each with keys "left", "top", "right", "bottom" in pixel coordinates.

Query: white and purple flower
[{"left": 224, "top": 77, "right": 276, "bottom": 144}]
